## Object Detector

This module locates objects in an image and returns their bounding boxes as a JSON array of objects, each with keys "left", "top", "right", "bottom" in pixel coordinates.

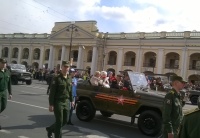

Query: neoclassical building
[{"left": 0, "top": 20, "right": 200, "bottom": 83}]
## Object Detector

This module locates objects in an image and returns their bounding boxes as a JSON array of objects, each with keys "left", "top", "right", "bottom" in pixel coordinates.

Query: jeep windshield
[
  {"left": 9, "top": 64, "right": 26, "bottom": 72},
  {"left": 127, "top": 71, "right": 148, "bottom": 91}
]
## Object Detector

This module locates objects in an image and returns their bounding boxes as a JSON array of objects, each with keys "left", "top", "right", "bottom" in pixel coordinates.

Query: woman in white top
[
  {"left": 90, "top": 71, "right": 101, "bottom": 86},
  {"left": 99, "top": 71, "right": 110, "bottom": 88}
]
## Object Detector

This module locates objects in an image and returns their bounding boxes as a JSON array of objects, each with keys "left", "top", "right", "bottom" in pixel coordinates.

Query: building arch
[
  {"left": 189, "top": 53, "right": 200, "bottom": 70},
  {"left": 124, "top": 51, "right": 136, "bottom": 66},
  {"left": 21, "top": 61, "right": 28, "bottom": 67},
  {"left": 2, "top": 47, "right": 8, "bottom": 58},
  {"left": 108, "top": 51, "right": 117, "bottom": 65},
  {"left": 165, "top": 52, "right": 180, "bottom": 69},
  {"left": 107, "top": 68, "right": 115, "bottom": 75},
  {"left": 11, "top": 60, "right": 17, "bottom": 64},
  {"left": 32, "top": 62, "right": 39, "bottom": 69},
  {"left": 12, "top": 47, "right": 19, "bottom": 58},
  {"left": 22, "top": 48, "right": 29, "bottom": 59},
  {"left": 33, "top": 48, "right": 40, "bottom": 60},
  {"left": 188, "top": 74, "right": 200, "bottom": 85},
  {"left": 143, "top": 71, "right": 154, "bottom": 76},
  {"left": 44, "top": 63, "right": 48, "bottom": 69},
  {"left": 143, "top": 52, "right": 157, "bottom": 67},
  {"left": 87, "top": 50, "right": 92, "bottom": 62},
  {"left": 71, "top": 50, "right": 78, "bottom": 62},
  {"left": 58, "top": 49, "right": 62, "bottom": 60},
  {"left": 45, "top": 49, "right": 50, "bottom": 60}
]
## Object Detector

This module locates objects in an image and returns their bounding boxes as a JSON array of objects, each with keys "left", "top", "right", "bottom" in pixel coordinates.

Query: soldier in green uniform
[
  {"left": 162, "top": 76, "right": 186, "bottom": 138},
  {"left": 0, "top": 58, "right": 12, "bottom": 130},
  {"left": 178, "top": 97, "right": 200, "bottom": 138},
  {"left": 46, "top": 61, "right": 74, "bottom": 138}
]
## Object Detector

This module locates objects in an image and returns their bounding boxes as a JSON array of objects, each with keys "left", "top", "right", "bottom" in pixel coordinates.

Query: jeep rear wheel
[
  {"left": 138, "top": 110, "right": 162, "bottom": 136},
  {"left": 26, "top": 80, "right": 32, "bottom": 85},
  {"left": 11, "top": 76, "right": 18, "bottom": 85},
  {"left": 190, "top": 96, "right": 198, "bottom": 105},
  {"left": 76, "top": 100, "right": 96, "bottom": 122},
  {"left": 100, "top": 111, "right": 113, "bottom": 117}
]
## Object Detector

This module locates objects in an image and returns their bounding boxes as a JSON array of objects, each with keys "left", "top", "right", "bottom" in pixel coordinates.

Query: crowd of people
[{"left": 90, "top": 71, "right": 131, "bottom": 91}]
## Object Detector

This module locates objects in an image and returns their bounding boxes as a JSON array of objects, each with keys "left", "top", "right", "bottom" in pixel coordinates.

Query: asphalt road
[{"left": 0, "top": 80, "right": 197, "bottom": 138}]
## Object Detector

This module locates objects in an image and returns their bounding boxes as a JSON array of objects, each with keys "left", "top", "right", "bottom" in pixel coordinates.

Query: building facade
[{"left": 0, "top": 20, "right": 200, "bottom": 83}]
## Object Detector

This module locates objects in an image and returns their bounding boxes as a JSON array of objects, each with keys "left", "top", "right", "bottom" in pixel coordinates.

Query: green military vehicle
[
  {"left": 75, "top": 71, "right": 165, "bottom": 137},
  {"left": 7, "top": 64, "right": 32, "bottom": 85},
  {"left": 188, "top": 89, "right": 200, "bottom": 105}
]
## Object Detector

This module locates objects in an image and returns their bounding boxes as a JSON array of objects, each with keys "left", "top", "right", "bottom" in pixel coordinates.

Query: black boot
[{"left": 46, "top": 127, "right": 53, "bottom": 138}]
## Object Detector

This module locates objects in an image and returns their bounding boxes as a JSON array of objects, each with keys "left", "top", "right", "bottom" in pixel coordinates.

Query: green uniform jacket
[
  {"left": 0, "top": 69, "right": 12, "bottom": 94},
  {"left": 49, "top": 73, "right": 72, "bottom": 106},
  {"left": 178, "top": 108, "right": 200, "bottom": 138},
  {"left": 163, "top": 89, "right": 183, "bottom": 136}
]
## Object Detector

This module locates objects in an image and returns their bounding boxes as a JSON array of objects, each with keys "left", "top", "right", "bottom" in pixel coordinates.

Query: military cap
[
  {"left": 0, "top": 58, "right": 7, "bottom": 63},
  {"left": 62, "top": 60, "right": 70, "bottom": 67},
  {"left": 171, "top": 75, "right": 187, "bottom": 83}
]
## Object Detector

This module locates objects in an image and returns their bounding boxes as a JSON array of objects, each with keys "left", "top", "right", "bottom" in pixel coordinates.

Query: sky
[{"left": 0, "top": 0, "right": 200, "bottom": 34}]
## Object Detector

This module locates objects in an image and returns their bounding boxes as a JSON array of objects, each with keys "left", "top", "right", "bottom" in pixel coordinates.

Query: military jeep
[
  {"left": 76, "top": 71, "right": 165, "bottom": 137},
  {"left": 7, "top": 64, "right": 32, "bottom": 85}
]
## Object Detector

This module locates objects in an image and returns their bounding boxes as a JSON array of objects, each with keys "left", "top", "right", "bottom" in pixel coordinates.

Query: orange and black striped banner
[{"left": 95, "top": 93, "right": 137, "bottom": 105}]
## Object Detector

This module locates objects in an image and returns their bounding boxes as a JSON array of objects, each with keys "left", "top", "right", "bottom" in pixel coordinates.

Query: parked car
[
  {"left": 76, "top": 71, "right": 165, "bottom": 137},
  {"left": 7, "top": 64, "right": 32, "bottom": 85}
]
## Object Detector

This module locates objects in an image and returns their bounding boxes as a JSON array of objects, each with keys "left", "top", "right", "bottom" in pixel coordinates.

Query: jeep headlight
[{"left": 20, "top": 73, "right": 23, "bottom": 76}]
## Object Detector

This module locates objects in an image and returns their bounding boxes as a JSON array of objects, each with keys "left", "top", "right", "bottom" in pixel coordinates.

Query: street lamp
[{"left": 66, "top": 24, "right": 78, "bottom": 62}]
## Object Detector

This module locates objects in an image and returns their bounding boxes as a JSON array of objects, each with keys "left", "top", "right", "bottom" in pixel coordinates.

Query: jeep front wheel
[
  {"left": 190, "top": 96, "right": 198, "bottom": 105},
  {"left": 138, "top": 110, "right": 162, "bottom": 136},
  {"left": 76, "top": 100, "right": 96, "bottom": 122},
  {"left": 100, "top": 110, "right": 113, "bottom": 117},
  {"left": 26, "top": 80, "right": 32, "bottom": 85}
]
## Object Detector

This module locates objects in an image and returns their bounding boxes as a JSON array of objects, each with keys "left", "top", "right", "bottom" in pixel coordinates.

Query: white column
[
  {"left": 157, "top": 49, "right": 164, "bottom": 74},
  {"left": 181, "top": 47, "right": 187, "bottom": 80},
  {"left": 91, "top": 46, "right": 98, "bottom": 75},
  {"left": 48, "top": 45, "right": 54, "bottom": 69},
  {"left": 116, "top": 48, "right": 123, "bottom": 73},
  {"left": 0, "top": 45, "right": 2, "bottom": 58},
  {"left": 137, "top": 49, "right": 143, "bottom": 72},
  {"left": 136, "top": 49, "right": 140, "bottom": 72},
  {"left": 29, "top": 46, "right": 33, "bottom": 67},
  {"left": 17, "top": 46, "right": 22, "bottom": 64},
  {"left": 77, "top": 46, "right": 83, "bottom": 69},
  {"left": 8, "top": 46, "right": 12, "bottom": 63},
  {"left": 60, "top": 45, "right": 66, "bottom": 66},
  {"left": 39, "top": 46, "right": 45, "bottom": 68}
]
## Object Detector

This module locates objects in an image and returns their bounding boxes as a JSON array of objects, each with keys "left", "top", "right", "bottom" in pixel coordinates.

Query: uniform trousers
[
  {"left": 48, "top": 99, "right": 70, "bottom": 138},
  {"left": 0, "top": 90, "right": 7, "bottom": 113}
]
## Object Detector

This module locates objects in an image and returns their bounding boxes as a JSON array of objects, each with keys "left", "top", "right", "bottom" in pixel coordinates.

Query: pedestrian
[
  {"left": 178, "top": 97, "right": 200, "bottom": 138},
  {"left": 162, "top": 76, "right": 186, "bottom": 138},
  {"left": 67, "top": 68, "right": 77, "bottom": 125},
  {"left": 46, "top": 70, "right": 60, "bottom": 95},
  {"left": 46, "top": 61, "right": 74, "bottom": 138},
  {"left": 0, "top": 58, "right": 12, "bottom": 130}
]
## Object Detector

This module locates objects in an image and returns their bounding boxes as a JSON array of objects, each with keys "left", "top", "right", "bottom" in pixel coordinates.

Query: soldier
[
  {"left": 0, "top": 58, "right": 12, "bottom": 130},
  {"left": 178, "top": 97, "right": 200, "bottom": 138},
  {"left": 162, "top": 76, "right": 186, "bottom": 138},
  {"left": 46, "top": 61, "right": 73, "bottom": 138},
  {"left": 46, "top": 69, "right": 60, "bottom": 95}
]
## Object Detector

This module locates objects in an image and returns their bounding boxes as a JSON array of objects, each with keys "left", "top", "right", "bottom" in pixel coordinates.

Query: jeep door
[
  {"left": 92, "top": 86, "right": 109, "bottom": 110},
  {"left": 106, "top": 88, "right": 139, "bottom": 116}
]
